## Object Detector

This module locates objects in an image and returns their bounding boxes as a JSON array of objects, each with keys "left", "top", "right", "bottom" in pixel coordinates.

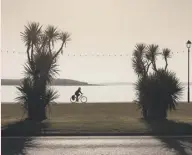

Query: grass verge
[{"left": 1, "top": 103, "right": 192, "bottom": 136}]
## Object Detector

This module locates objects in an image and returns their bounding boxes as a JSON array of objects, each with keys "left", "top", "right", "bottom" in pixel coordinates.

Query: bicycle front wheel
[{"left": 80, "top": 96, "right": 87, "bottom": 103}]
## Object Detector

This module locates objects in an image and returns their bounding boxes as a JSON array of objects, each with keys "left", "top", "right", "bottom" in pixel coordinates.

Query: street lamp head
[{"left": 186, "top": 40, "right": 191, "bottom": 49}]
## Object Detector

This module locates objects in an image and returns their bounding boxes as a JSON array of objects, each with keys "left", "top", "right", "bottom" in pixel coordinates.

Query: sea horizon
[
  {"left": 1, "top": 85, "right": 192, "bottom": 103},
  {"left": 1, "top": 78, "right": 192, "bottom": 86}
]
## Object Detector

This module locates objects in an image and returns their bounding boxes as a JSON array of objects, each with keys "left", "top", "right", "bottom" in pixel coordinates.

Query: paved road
[{"left": 2, "top": 136, "right": 192, "bottom": 155}]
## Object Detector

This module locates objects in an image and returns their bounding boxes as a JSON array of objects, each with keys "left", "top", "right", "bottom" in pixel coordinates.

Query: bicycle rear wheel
[
  {"left": 70, "top": 95, "right": 76, "bottom": 103},
  {"left": 80, "top": 96, "right": 87, "bottom": 103}
]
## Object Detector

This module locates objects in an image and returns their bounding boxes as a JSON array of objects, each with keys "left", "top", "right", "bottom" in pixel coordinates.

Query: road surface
[{"left": 2, "top": 136, "right": 192, "bottom": 155}]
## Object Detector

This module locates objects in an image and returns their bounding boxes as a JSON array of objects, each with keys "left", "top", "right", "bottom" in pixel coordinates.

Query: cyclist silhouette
[{"left": 75, "top": 87, "right": 83, "bottom": 102}]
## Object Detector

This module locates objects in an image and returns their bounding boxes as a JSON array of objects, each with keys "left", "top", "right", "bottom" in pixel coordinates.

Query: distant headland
[{"left": 1, "top": 79, "right": 93, "bottom": 86}]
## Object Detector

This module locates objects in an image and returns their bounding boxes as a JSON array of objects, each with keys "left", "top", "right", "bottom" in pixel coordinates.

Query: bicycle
[{"left": 70, "top": 93, "right": 87, "bottom": 103}]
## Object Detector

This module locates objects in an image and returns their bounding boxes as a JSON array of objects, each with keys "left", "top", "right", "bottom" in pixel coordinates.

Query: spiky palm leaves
[
  {"left": 16, "top": 78, "right": 34, "bottom": 114},
  {"left": 20, "top": 22, "right": 70, "bottom": 62},
  {"left": 16, "top": 22, "right": 70, "bottom": 121},
  {"left": 135, "top": 69, "right": 183, "bottom": 119},
  {"left": 132, "top": 44, "right": 147, "bottom": 77},
  {"left": 132, "top": 43, "right": 183, "bottom": 119}
]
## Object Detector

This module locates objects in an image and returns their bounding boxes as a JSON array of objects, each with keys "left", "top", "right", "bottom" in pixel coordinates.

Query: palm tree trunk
[
  {"left": 164, "top": 58, "right": 168, "bottom": 71},
  {"left": 53, "top": 41, "right": 65, "bottom": 60},
  {"left": 36, "top": 76, "right": 47, "bottom": 121},
  {"left": 26, "top": 45, "right": 31, "bottom": 64}
]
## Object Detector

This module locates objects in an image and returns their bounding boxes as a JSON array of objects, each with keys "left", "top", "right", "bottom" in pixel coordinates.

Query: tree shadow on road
[
  {"left": 1, "top": 119, "right": 50, "bottom": 155},
  {"left": 142, "top": 119, "right": 192, "bottom": 155}
]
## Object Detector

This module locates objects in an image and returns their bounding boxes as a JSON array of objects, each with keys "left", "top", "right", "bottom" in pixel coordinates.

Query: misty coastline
[{"left": 1, "top": 79, "right": 191, "bottom": 86}]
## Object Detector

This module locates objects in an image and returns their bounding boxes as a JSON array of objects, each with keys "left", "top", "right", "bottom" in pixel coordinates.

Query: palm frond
[
  {"left": 133, "top": 43, "right": 146, "bottom": 57},
  {"left": 162, "top": 48, "right": 171, "bottom": 59},
  {"left": 23, "top": 62, "right": 35, "bottom": 77},
  {"left": 47, "top": 60, "right": 59, "bottom": 83},
  {"left": 147, "top": 44, "right": 159, "bottom": 61},
  {"left": 15, "top": 77, "right": 34, "bottom": 111},
  {"left": 132, "top": 57, "right": 145, "bottom": 76},
  {"left": 33, "top": 48, "right": 59, "bottom": 84},
  {"left": 44, "top": 87, "right": 59, "bottom": 106},
  {"left": 20, "top": 22, "right": 42, "bottom": 47},
  {"left": 59, "top": 32, "right": 71, "bottom": 53},
  {"left": 45, "top": 25, "right": 60, "bottom": 47},
  {"left": 132, "top": 43, "right": 147, "bottom": 76}
]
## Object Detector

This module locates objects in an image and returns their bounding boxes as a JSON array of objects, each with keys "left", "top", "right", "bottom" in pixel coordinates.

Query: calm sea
[{"left": 1, "top": 85, "right": 191, "bottom": 103}]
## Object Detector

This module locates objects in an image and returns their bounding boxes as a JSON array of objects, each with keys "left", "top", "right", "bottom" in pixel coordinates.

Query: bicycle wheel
[
  {"left": 80, "top": 96, "right": 87, "bottom": 103},
  {"left": 70, "top": 95, "right": 76, "bottom": 103}
]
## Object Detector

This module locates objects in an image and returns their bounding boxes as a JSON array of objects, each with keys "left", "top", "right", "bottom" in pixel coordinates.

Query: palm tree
[
  {"left": 16, "top": 22, "right": 70, "bottom": 121},
  {"left": 162, "top": 48, "right": 171, "bottom": 71},
  {"left": 132, "top": 43, "right": 183, "bottom": 120}
]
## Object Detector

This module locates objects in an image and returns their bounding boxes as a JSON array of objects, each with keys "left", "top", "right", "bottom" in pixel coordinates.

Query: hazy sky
[{"left": 1, "top": 0, "right": 192, "bottom": 83}]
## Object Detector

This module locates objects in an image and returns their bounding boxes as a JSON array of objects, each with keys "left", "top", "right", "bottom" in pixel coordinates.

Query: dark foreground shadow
[
  {"left": 142, "top": 119, "right": 192, "bottom": 155},
  {"left": 1, "top": 119, "right": 50, "bottom": 155}
]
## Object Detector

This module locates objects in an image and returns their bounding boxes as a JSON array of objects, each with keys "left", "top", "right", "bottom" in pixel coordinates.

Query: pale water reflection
[{"left": 1, "top": 85, "right": 191, "bottom": 103}]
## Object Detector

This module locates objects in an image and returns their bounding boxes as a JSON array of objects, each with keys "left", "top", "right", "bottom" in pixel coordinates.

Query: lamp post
[{"left": 186, "top": 40, "right": 191, "bottom": 103}]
